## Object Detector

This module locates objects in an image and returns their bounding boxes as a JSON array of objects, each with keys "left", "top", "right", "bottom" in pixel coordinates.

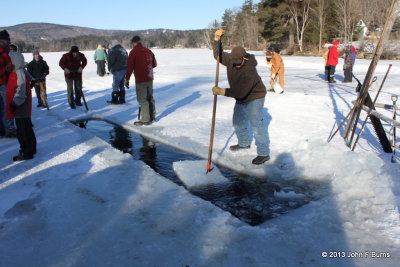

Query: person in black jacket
[
  {"left": 27, "top": 50, "right": 49, "bottom": 107},
  {"left": 107, "top": 40, "right": 128, "bottom": 104}
]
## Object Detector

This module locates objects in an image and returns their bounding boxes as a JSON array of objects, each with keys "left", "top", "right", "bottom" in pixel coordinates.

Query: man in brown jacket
[
  {"left": 266, "top": 47, "right": 284, "bottom": 92},
  {"left": 211, "top": 29, "right": 270, "bottom": 165}
]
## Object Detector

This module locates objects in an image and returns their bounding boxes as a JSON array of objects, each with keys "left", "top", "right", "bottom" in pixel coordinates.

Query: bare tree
[
  {"left": 221, "top": 9, "right": 236, "bottom": 46},
  {"left": 289, "top": 0, "right": 312, "bottom": 52},
  {"left": 312, "top": 0, "right": 327, "bottom": 53},
  {"left": 204, "top": 20, "right": 221, "bottom": 49},
  {"left": 335, "top": 0, "right": 361, "bottom": 44},
  {"left": 244, "top": 15, "right": 260, "bottom": 49},
  {"left": 358, "top": 0, "right": 391, "bottom": 30}
]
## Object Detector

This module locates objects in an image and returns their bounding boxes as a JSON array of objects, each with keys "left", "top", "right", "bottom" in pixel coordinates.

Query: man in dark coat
[
  {"left": 27, "top": 50, "right": 50, "bottom": 107},
  {"left": 107, "top": 40, "right": 128, "bottom": 104},
  {"left": 59, "top": 46, "right": 87, "bottom": 109},
  {"left": 125, "top": 36, "right": 157, "bottom": 126},
  {"left": 211, "top": 29, "right": 270, "bottom": 165}
]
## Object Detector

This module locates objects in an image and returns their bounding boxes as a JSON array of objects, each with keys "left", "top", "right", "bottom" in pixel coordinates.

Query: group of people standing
[
  {"left": 324, "top": 40, "right": 357, "bottom": 83},
  {"left": 57, "top": 35, "right": 157, "bottom": 127},
  {"left": 0, "top": 28, "right": 158, "bottom": 162},
  {"left": 0, "top": 26, "right": 360, "bottom": 166},
  {"left": 0, "top": 27, "right": 279, "bottom": 165}
]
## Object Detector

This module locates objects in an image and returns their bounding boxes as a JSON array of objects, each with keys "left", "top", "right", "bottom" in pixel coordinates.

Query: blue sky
[{"left": 3, "top": 0, "right": 260, "bottom": 31}]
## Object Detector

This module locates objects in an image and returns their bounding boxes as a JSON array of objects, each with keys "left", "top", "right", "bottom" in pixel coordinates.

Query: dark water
[{"left": 72, "top": 119, "right": 318, "bottom": 226}]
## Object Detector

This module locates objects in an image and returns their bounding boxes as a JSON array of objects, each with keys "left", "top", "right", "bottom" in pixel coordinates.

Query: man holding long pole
[{"left": 211, "top": 29, "right": 270, "bottom": 165}]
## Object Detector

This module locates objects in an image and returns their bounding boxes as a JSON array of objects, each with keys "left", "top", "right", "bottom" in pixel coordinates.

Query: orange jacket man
[{"left": 266, "top": 47, "right": 284, "bottom": 92}]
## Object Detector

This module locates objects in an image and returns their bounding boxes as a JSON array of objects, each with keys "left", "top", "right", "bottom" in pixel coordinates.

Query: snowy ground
[{"left": 0, "top": 48, "right": 399, "bottom": 266}]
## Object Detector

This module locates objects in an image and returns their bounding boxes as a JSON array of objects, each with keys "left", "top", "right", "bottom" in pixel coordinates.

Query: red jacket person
[
  {"left": 125, "top": 36, "right": 157, "bottom": 126},
  {"left": 0, "top": 29, "right": 17, "bottom": 137},
  {"left": 327, "top": 40, "right": 339, "bottom": 83},
  {"left": 6, "top": 51, "right": 37, "bottom": 161}
]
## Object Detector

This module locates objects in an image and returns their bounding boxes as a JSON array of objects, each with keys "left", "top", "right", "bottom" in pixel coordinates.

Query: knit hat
[
  {"left": 231, "top": 46, "right": 246, "bottom": 64},
  {"left": 131, "top": 36, "right": 141, "bottom": 43},
  {"left": 333, "top": 40, "right": 340, "bottom": 46},
  {"left": 111, "top": 40, "right": 120, "bottom": 47},
  {"left": 0, "top": 30, "right": 10, "bottom": 41},
  {"left": 350, "top": 45, "right": 356, "bottom": 52},
  {"left": 32, "top": 49, "right": 40, "bottom": 56},
  {"left": 70, "top": 46, "right": 79, "bottom": 52}
]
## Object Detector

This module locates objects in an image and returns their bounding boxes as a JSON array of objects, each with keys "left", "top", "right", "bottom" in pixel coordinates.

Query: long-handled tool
[
  {"left": 206, "top": 39, "right": 222, "bottom": 173},
  {"left": 391, "top": 95, "right": 398, "bottom": 163},
  {"left": 69, "top": 70, "right": 89, "bottom": 112},
  {"left": 79, "top": 83, "right": 89, "bottom": 112},
  {"left": 351, "top": 64, "right": 392, "bottom": 151},
  {"left": 327, "top": 75, "right": 375, "bottom": 143}
]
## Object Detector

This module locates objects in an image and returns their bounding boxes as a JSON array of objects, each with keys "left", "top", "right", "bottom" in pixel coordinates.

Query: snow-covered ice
[{"left": 0, "top": 48, "right": 399, "bottom": 266}]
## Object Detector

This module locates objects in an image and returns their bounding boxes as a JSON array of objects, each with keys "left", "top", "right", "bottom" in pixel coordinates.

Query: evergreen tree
[{"left": 258, "top": 0, "right": 291, "bottom": 47}]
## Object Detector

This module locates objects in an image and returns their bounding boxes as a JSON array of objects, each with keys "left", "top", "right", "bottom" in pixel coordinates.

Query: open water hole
[{"left": 72, "top": 119, "right": 321, "bottom": 226}]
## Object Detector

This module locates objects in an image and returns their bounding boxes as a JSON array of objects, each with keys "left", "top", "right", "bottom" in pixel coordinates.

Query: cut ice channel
[{"left": 71, "top": 119, "right": 323, "bottom": 226}]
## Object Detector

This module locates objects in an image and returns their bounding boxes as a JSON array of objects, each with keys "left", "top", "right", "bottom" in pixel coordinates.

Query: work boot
[
  {"left": 107, "top": 91, "right": 119, "bottom": 104},
  {"left": 119, "top": 91, "right": 125, "bottom": 104},
  {"left": 329, "top": 77, "right": 336, "bottom": 83},
  {"left": 134, "top": 121, "right": 152, "bottom": 126},
  {"left": 229, "top": 144, "right": 250, "bottom": 151},
  {"left": 13, "top": 152, "right": 34, "bottom": 161},
  {"left": 75, "top": 99, "right": 83, "bottom": 106},
  {"left": 252, "top": 155, "right": 270, "bottom": 165}
]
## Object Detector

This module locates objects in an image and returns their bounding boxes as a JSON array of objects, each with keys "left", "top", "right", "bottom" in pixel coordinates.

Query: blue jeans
[
  {"left": 0, "top": 84, "right": 16, "bottom": 132},
  {"left": 112, "top": 69, "right": 126, "bottom": 93},
  {"left": 232, "top": 97, "right": 270, "bottom": 156}
]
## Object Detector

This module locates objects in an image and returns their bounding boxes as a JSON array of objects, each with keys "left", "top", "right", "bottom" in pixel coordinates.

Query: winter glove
[
  {"left": 212, "top": 86, "right": 225, "bottom": 96},
  {"left": 30, "top": 80, "right": 36, "bottom": 88},
  {"left": 124, "top": 79, "right": 129, "bottom": 89},
  {"left": 271, "top": 73, "right": 276, "bottom": 80},
  {"left": 77, "top": 67, "right": 83, "bottom": 73},
  {"left": 214, "top": 29, "right": 225, "bottom": 41},
  {"left": 64, "top": 68, "right": 71, "bottom": 75}
]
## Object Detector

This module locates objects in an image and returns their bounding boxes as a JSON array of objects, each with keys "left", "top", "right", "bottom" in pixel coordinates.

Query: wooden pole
[{"left": 206, "top": 39, "right": 222, "bottom": 173}]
